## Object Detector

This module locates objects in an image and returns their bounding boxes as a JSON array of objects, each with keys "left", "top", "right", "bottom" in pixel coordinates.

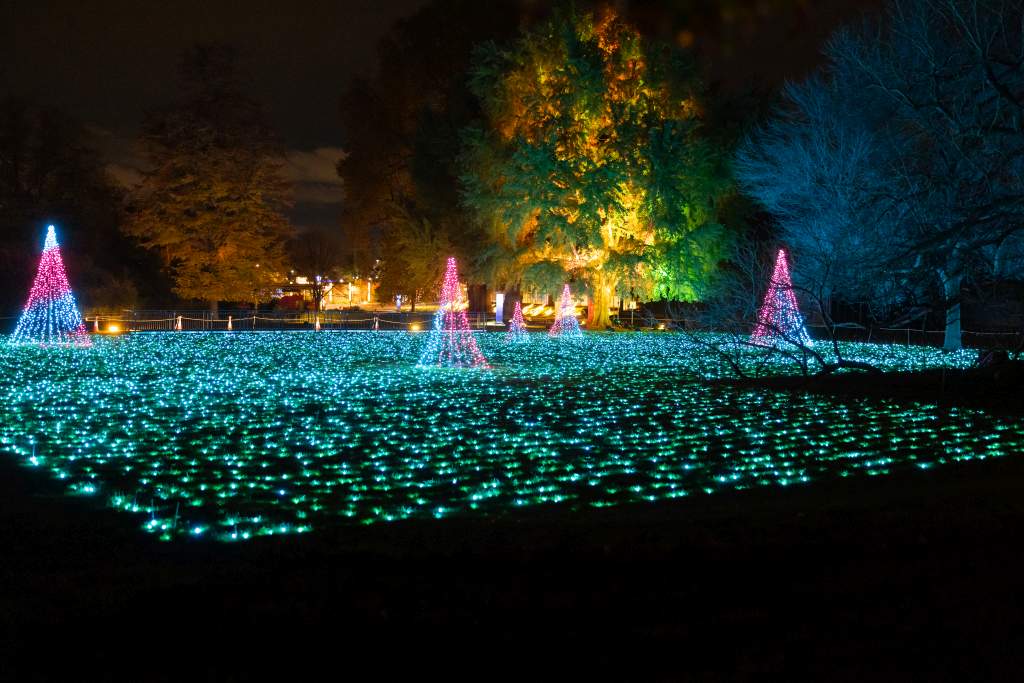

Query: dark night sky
[{"left": 1, "top": 0, "right": 430, "bottom": 231}]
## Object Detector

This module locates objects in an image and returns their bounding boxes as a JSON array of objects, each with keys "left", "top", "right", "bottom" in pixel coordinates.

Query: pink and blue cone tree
[
  {"left": 751, "top": 248, "right": 811, "bottom": 347},
  {"left": 11, "top": 225, "right": 90, "bottom": 346},
  {"left": 418, "top": 257, "right": 489, "bottom": 368},
  {"left": 505, "top": 300, "right": 528, "bottom": 343},
  {"left": 548, "top": 284, "right": 582, "bottom": 337}
]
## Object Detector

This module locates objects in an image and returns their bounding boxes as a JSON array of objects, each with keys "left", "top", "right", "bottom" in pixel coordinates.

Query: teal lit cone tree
[{"left": 418, "top": 257, "right": 489, "bottom": 368}]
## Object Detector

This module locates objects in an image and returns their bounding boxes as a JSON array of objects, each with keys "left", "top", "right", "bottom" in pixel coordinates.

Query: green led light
[{"left": 0, "top": 331, "right": 1012, "bottom": 541}]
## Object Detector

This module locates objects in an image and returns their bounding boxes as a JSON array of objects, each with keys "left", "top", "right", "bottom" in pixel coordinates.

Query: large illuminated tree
[{"left": 461, "top": 8, "right": 730, "bottom": 329}]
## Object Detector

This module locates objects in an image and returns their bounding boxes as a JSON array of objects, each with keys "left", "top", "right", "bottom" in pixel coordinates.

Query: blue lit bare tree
[{"left": 738, "top": 0, "right": 1024, "bottom": 351}]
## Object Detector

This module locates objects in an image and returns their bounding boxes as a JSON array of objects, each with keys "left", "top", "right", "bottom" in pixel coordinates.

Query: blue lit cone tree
[
  {"left": 751, "top": 249, "right": 811, "bottom": 347},
  {"left": 505, "top": 300, "right": 528, "bottom": 343},
  {"left": 11, "top": 225, "right": 90, "bottom": 346},
  {"left": 548, "top": 284, "right": 582, "bottom": 337},
  {"left": 418, "top": 257, "right": 489, "bottom": 368}
]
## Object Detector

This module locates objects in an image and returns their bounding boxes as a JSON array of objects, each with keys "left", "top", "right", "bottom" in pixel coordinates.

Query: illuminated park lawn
[{"left": 0, "top": 331, "right": 1017, "bottom": 541}]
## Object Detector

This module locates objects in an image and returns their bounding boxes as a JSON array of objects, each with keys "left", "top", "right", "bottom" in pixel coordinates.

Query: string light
[
  {"left": 10, "top": 225, "right": 90, "bottom": 347},
  {"left": 0, "top": 332, "right": 1001, "bottom": 542},
  {"left": 417, "top": 257, "right": 489, "bottom": 368},
  {"left": 505, "top": 300, "right": 528, "bottom": 343},
  {"left": 549, "top": 284, "right": 582, "bottom": 337},
  {"left": 752, "top": 249, "right": 811, "bottom": 346}
]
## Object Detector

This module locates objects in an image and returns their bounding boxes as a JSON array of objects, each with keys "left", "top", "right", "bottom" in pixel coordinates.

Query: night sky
[{"left": 2, "top": 0, "right": 429, "bottom": 231}]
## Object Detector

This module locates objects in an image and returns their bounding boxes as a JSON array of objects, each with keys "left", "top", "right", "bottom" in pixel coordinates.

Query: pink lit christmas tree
[
  {"left": 549, "top": 284, "right": 582, "bottom": 337},
  {"left": 418, "top": 257, "right": 489, "bottom": 368},
  {"left": 751, "top": 248, "right": 811, "bottom": 346},
  {"left": 505, "top": 300, "right": 528, "bottom": 343},
  {"left": 11, "top": 225, "right": 90, "bottom": 346}
]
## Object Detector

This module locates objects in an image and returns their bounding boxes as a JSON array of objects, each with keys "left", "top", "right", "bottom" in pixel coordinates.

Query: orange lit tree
[
  {"left": 460, "top": 8, "right": 730, "bottom": 329},
  {"left": 126, "top": 45, "right": 293, "bottom": 316}
]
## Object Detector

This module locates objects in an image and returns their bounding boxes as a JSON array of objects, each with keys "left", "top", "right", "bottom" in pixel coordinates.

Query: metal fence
[
  {"left": 86, "top": 309, "right": 506, "bottom": 333},
  {"left": 15, "top": 308, "right": 1017, "bottom": 350}
]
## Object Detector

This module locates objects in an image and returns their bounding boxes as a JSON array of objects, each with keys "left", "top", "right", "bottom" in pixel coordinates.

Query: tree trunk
[
  {"left": 209, "top": 299, "right": 219, "bottom": 318},
  {"left": 588, "top": 275, "right": 615, "bottom": 330},
  {"left": 504, "top": 286, "right": 521, "bottom": 321},
  {"left": 468, "top": 284, "right": 488, "bottom": 313},
  {"left": 940, "top": 269, "right": 962, "bottom": 351}
]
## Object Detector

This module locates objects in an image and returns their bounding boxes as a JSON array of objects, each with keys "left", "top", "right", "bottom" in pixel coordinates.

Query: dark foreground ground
[
  {"left": 721, "top": 360, "right": 1024, "bottom": 416},
  {"left": 2, "top": 441, "right": 1023, "bottom": 681}
]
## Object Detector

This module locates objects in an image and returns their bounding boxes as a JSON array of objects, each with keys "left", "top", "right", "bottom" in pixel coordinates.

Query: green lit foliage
[
  {"left": 124, "top": 45, "right": 293, "bottom": 314},
  {"left": 0, "top": 331, "right": 1009, "bottom": 542},
  {"left": 461, "top": 8, "right": 731, "bottom": 328}
]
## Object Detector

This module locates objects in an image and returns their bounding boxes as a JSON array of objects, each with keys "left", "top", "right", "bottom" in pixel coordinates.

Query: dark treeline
[{"left": 0, "top": 98, "right": 169, "bottom": 315}]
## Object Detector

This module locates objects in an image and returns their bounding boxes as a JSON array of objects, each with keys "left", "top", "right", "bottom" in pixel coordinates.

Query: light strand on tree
[
  {"left": 549, "top": 284, "right": 582, "bottom": 337},
  {"left": 505, "top": 300, "right": 528, "bottom": 343},
  {"left": 751, "top": 248, "right": 811, "bottom": 347},
  {"left": 418, "top": 257, "right": 490, "bottom": 368},
  {"left": 10, "top": 225, "right": 90, "bottom": 347}
]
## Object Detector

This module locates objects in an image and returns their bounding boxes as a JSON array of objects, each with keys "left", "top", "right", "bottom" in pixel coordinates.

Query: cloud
[
  {"left": 87, "top": 126, "right": 346, "bottom": 233},
  {"left": 284, "top": 147, "right": 347, "bottom": 205},
  {"left": 86, "top": 125, "right": 148, "bottom": 189},
  {"left": 106, "top": 163, "right": 144, "bottom": 188}
]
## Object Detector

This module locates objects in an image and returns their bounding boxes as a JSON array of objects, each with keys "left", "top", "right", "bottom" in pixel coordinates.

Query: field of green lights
[{"left": 0, "top": 331, "right": 1017, "bottom": 541}]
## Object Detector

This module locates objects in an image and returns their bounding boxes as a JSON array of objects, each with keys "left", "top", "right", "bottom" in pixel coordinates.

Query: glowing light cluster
[
  {"left": 10, "top": 225, "right": 90, "bottom": 347},
  {"left": 418, "top": 257, "right": 489, "bottom": 368},
  {"left": 549, "top": 284, "right": 582, "bottom": 337},
  {"left": 752, "top": 249, "right": 811, "bottom": 347},
  {"left": 0, "top": 332, "right": 1005, "bottom": 542},
  {"left": 506, "top": 300, "right": 528, "bottom": 343}
]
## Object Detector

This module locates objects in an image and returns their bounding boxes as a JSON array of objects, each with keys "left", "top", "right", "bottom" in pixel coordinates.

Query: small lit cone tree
[
  {"left": 751, "top": 249, "right": 811, "bottom": 347},
  {"left": 418, "top": 257, "right": 489, "bottom": 368},
  {"left": 11, "top": 225, "right": 90, "bottom": 346},
  {"left": 505, "top": 300, "right": 528, "bottom": 343},
  {"left": 549, "top": 284, "right": 582, "bottom": 337}
]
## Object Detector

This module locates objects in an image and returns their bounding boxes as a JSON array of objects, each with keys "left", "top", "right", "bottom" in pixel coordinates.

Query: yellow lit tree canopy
[{"left": 460, "top": 8, "right": 731, "bottom": 328}]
